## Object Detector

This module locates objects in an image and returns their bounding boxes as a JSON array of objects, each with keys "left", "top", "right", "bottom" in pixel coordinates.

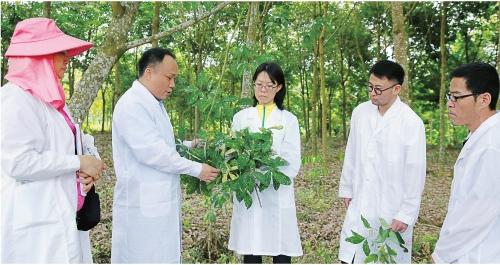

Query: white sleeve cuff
[
  {"left": 338, "top": 188, "right": 353, "bottom": 198},
  {"left": 188, "top": 161, "right": 203, "bottom": 178},
  {"left": 394, "top": 212, "right": 415, "bottom": 226}
]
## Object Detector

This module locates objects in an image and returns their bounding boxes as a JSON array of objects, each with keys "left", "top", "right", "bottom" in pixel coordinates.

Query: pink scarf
[{"left": 5, "top": 56, "right": 85, "bottom": 211}]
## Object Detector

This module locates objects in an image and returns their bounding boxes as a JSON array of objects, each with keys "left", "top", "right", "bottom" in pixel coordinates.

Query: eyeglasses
[
  {"left": 368, "top": 83, "right": 398, "bottom": 95},
  {"left": 446, "top": 92, "right": 477, "bottom": 102},
  {"left": 254, "top": 82, "right": 277, "bottom": 91}
]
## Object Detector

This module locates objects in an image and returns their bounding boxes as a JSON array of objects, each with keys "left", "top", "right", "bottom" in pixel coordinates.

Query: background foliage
[{"left": 1, "top": 1, "right": 499, "bottom": 263}]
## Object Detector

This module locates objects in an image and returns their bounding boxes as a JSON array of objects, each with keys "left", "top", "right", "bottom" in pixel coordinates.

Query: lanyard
[{"left": 262, "top": 105, "right": 266, "bottom": 128}]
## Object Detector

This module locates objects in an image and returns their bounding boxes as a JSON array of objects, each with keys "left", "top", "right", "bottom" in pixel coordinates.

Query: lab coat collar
[
  {"left": 248, "top": 106, "right": 282, "bottom": 128},
  {"left": 462, "top": 112, "right": 500, "bottom": 152},
  {"left": 373, "top": 96, "right": 403, "bottom": 135},
  {"left": 131, "top": 80, "right": 163, "bottom": 106}
]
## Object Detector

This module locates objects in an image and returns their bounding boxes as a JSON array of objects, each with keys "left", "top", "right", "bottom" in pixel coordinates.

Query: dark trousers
[{"left": 243, "top": 254, "right": 291, "bottom": 264}]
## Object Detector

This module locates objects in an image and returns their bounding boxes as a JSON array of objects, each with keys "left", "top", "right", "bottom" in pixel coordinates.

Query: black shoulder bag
[{"left": 76, "top": 185, "right": 101, "bottom": 231}]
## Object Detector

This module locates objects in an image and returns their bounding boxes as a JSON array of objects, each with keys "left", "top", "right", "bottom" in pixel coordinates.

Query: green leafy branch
[
  {"left": 346, "top": 215, "right": 408, "bottom": 264},
  {"left": 177, "top": 126, "right": 291, "bottom": 210}
]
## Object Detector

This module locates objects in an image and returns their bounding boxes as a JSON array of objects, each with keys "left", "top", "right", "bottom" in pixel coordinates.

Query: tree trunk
[
  {"left": 311, "top": 39, "right": 319, "bottom": 156},
  {"left": 69, "top": 2, "right": 139, "bottom": 122},
  {"left": 194, "top": 21, "right": 207, "bottom": 135},
  {"left": 112, "top": 59, "right": 121, "bottom": 113},
  {"left": 69, "top": 2, "right": 230, "bottom": 122},
  {"left": 438, "top": 2, "right": 448, "bottom": 176},
  {"left": 339, "top": 43, "right": 348, "bottom": 143},
  {"left": 241, "top": 2, "right": 261, "bottom": 99},
  {"left": 43, "top": 1, "right": 51, "bottom": 18},
  {"left": 68, "top": 61, "right": 75, "bottom": 99},
  {"left": 319, "top": 2, "right": 328, "bottom": 160},
  {"left": 497, "top": 2, "right": 500, "bottom": 109},
  {"left": 101, "top": 85, "right": 106, "bottom": 133},
  {"left": 299, "top": 65, "right": 309, "bottom": 141},
  {"left": 391, "top": 2, "right": 411, "bottom": 104},
  {"left": 151, "top": 1, "right": 160, "bottom": 48},
  {"left": 375, "top": 3, "right": 382, "bottom": 61}
]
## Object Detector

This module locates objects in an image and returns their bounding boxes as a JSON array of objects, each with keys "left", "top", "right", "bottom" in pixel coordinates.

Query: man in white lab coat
[
  {"left": 111, "top": 48, "right": 219, "bottom": 263},
  {"left": 432, "top": 62, "right": 500, "bottom": 263},
  {"left": 338, "top": 60, "right": 426, "bottom": 263}
]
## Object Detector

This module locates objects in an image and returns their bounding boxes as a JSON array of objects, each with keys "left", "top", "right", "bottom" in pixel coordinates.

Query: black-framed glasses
[
  {"left": 368, "top": 83, "right": 398, "bottom": 95},
  {"left": 446, "top": 92, "right": 477, "bottom": 102},
  {"left": 254, "top": 82, "right": 277, "bottom": 91}
]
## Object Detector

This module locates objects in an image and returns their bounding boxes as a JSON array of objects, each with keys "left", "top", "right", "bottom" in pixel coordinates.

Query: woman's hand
[
  {"left": 79, "top": 155, "right": 106, "bottom": 181},
  {"left": 78, "top": 172, "right": 94, "bottom": 193}
]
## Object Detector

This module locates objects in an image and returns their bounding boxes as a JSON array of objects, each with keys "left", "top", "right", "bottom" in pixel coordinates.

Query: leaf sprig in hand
[
  {"left": 178, "top": 127, "right": 291, "bottom": 209},
  {"left": 346, "top": 215, "right": 408, "bottom": 263}
]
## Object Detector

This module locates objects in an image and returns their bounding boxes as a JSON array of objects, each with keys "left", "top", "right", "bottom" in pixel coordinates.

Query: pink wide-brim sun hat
[{"left": 5, "top": 17, "right": 93, "bottom": 58}]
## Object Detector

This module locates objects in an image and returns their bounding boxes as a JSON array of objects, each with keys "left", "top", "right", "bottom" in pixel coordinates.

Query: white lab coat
[
  {"left": 228, "top": 107, "right": 302, "bottom": 256},
  {"left": 111, "top": 80, "right": 202, "bottom": 263},
  {"left": 338, "top": 97, "right": 426, "bottom": 263},
  {"left": 1, "top": 82, "right": 93, "bottom": 263},
  {"left": 432, "top": 112, "right": 500, "bottom": 263}
]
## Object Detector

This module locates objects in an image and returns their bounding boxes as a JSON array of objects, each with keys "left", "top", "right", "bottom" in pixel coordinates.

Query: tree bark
[
  {"left": 101, "top": 84, "right": 106, "bottom": 132},
  {"left": 497, "top": 2, "right": 500, "bottom": 109},
  {"left": 43, "top": 1, "right": 51, "bottom": 18},
  {"left": 240, "top": 2, "right": 261, "bottom": 99},
  {"left": 69, "top": 2, "right": 139, "bottom": 122},
  {"left": 151, "top": 1, "right": 160, "bottom": 48},
  {"left": 438, "top": 2, "right": 448, "bottom": 176},
  {"left": 339, "top": 43, "right": 348, "bottom": 143},
  {"left": 193, "top": 18, "right": 208, "bottom": 135},
  {"left": 68, "top": 61, "right": 75, "bottom": 99},
  {"left": 391, "top": 2, "right": 411, "bottom": 104},
  {"left": 112, "top": 59, "right": 121, "bottom": 113},
  {"left": 311, "top": 37, "right": 319, "bottom": 155},
  {"left": 319, "top": 2, "right": 328, "bottom": 160}
]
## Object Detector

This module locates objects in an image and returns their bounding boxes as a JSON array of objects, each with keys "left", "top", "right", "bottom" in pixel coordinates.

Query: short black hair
[
  {"left": 138, "top": 48, "right": 176, "bottom": 77},
  {"left": 451, "top": 62, "right": 499, "bottom": 110},
  {"left": 252, "top": 62, "right": 286, "bottom": 110},
  {"left": 369, "top": 60, "right": 405, "bottom": 85}
]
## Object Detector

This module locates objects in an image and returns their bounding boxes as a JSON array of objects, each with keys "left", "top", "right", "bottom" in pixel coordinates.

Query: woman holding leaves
[{"left": 228, "top": 62, "right": 302, "bottom": 263}]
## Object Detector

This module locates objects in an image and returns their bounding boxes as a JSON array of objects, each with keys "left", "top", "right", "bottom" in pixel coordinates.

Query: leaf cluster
[
  {"left": 345, "top": 215, "right": 408, "bottom": 264},
  {"left": 178, "top": 126, "right": 291, "bottom": 209}
]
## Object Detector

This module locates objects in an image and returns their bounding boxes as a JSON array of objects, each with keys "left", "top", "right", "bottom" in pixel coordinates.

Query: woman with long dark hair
[{"left": 228, "top": 62, "right": 302, "bottom": 263}]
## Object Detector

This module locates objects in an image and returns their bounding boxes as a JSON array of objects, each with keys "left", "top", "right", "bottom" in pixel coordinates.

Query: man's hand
[
  {"left": 79, "top": 155, "right": 106, "bottom": 181},
  {"left": 78, "top": 172, "right": 94, "bottom": 193},
  {"left": 390, "top": 219, "right": 408, "bottom": 233},
  {"left": 198, "top": 163, "right": 219, "bottom": 182},
  {"left": 342, "top": 198, "right": 352, "bottom": 209}
]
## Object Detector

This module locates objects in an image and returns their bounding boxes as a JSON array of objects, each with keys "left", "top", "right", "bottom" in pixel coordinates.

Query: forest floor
[{"left": 90, "top": 132, "right": 458, "bottom": 264}]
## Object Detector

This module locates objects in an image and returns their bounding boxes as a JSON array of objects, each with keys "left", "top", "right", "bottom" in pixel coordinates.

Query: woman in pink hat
[{"left": 1, "top": 18, "right": 106, "bottom": 263}]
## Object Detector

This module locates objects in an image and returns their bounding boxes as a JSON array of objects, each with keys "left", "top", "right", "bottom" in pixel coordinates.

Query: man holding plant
[
  {"left": 338, "top": 60, "right": 426, "bottom": 263},
  {"left": 111, "top": 47, "right": 219, "bottom": 263}
]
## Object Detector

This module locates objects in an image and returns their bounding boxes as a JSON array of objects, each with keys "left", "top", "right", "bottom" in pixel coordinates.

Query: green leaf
[
  {"left": 362, "top": 239, "right": 370, "bottom": 256},
  {"left": 386, "top": 243, "right": 397, "bottom": 256},
  {"left": 243, "top": 193, "right": 252, "bottom": 209},
  {"left": 345, "top": 230, "right": 365, "bottom": 244},
  {"left": 388, "top": 230, "right": 400, "bottom": 245},
  {"left": 395, "top": 231, "right": 406, "bottom": 245},
  {"left": 361, "top": 215, "right": 371, "bottom": 229},
  {"left": 364, "top": 254, "right": 378, "bottom": 263},
  {"left": 379, "top": 218, "right": 390, "bottom": 229}
]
